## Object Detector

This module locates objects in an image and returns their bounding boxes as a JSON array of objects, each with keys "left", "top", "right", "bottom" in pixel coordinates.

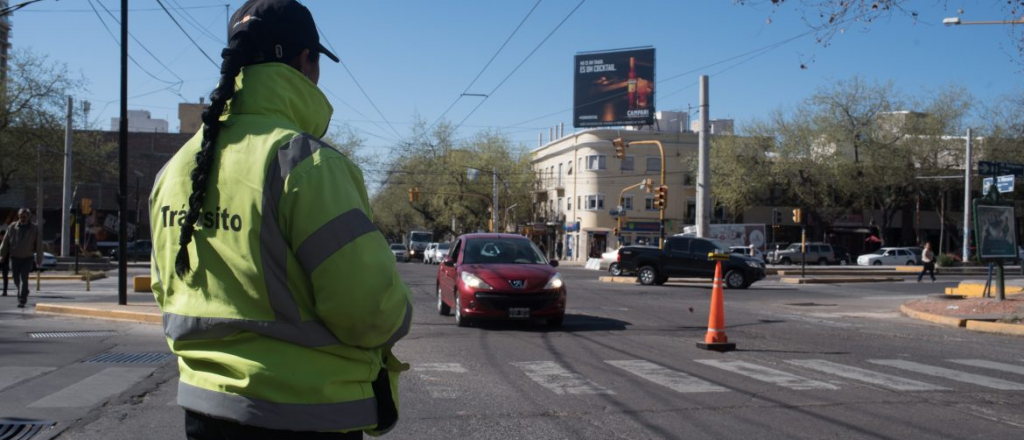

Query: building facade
[
  {"left": 111, "top": 110, "right": 170, "bottom": 133},
  {"left": 530, "top": 129, "right": 699, "bottom": 261}
]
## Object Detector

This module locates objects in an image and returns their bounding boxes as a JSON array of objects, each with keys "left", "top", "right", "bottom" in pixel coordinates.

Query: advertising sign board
[
  {"left": 974, "top": 204, "right": 1018, "bottom": 260},
  {"left": 573, "top": 47, "right": 655, "bottom": 128}
]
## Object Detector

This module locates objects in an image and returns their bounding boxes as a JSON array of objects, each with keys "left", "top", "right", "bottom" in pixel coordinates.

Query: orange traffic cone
[{"left": 696, "top": 261, "right": 736, "bottom": 352}]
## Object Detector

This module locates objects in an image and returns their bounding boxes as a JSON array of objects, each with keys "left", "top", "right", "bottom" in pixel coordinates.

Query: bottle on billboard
[{"left": 627, "top": 57, "right": 637, "bottom": 109}]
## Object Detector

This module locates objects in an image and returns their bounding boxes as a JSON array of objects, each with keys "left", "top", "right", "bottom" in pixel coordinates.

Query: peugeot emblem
[{"left": 509, "top": 280, "right": 525, "bottom": 289}]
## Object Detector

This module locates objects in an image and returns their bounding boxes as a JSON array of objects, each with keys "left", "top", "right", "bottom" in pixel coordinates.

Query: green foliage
[{"left": 935, "top": 252, "right": 957, "bottom": 268}]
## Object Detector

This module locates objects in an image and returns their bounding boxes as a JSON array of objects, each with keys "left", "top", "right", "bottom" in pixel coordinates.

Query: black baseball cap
[{"left": 229, "top": 0, "right": 339, "bottom": 64}]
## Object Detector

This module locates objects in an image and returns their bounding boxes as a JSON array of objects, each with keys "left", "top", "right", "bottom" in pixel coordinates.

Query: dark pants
[
  {"left": 10, "top": 257, "right": 32, "bottom": 305},
  {"left": 185, "top": 410, "right": 362, "bottom": 440},
  {"left": 1, "top": 257, "right": 8, "bottom": 295},
  {"left": 917, "top": 261, "right": 936, "bottom": 282}
]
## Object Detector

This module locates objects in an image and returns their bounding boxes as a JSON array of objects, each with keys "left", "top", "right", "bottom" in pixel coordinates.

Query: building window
[
  {"left": 567, "top": 160, "right": 573, "bottom": 175},
  {"left": 646, "top": 156, "right": 661, "bottom": 172},
  {"left": 620, "top": 155, "right": 634, "bottom": 171},
  {"left": 585, "top": 194, "right": 605, "bottom": 211},
  {"left": 568, "top": 197, "right": 572, "bottom": 211},
  {"left": 645, "top": 195, "right": 657, "bottom": 211},
  {"left": 586, "top": 155, "right": 606, "bottom": 171},
  {"left": 577, "top": 196, "right": 581, "bottom": 211},
  {"left": 558, "top": 163, "right": 563, "bottom": 186},
  {"left": 557, "top": 197, "right": 563, "bottom": 214},
  {"left": 622, "top": 195, "right": 633, "bottom": 211}
]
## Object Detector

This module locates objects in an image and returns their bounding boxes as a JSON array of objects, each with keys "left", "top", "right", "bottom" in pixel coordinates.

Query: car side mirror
[
  {"left": 442, "top": 258, "right": 455, "bottom": 267},
  {"left": 549, "top": 259, "right": 559, "bottom": 268}
]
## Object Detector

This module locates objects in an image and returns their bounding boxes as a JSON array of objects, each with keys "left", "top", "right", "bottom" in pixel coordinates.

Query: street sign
[
  {"left": 978, "top": 161, "right": 1024, "bottom": 177},
  {"left": 983, "top": 175, "right": 1016, "bottom": 195}
]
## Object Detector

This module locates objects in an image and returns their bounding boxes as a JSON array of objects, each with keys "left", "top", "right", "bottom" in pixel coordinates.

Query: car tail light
[{"left": 616, "top": 251, "right": 621, "bottom": 262}]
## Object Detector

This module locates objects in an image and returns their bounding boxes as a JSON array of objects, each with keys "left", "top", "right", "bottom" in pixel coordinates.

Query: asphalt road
[{"left": 1, "top": 264, "right": 1022, "bottom": 439}]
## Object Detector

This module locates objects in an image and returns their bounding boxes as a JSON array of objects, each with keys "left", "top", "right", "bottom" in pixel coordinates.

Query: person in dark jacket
[{"left": 0, "top": 209, "right": 42, "bottom": 307}]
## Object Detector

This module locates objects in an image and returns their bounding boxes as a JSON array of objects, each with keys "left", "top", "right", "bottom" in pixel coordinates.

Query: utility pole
[
  {"left": 491, "top": 168, "right": 499, "bottom": 233},
  {"left": 61, "top": 97, "right": 73, "bottom": 257},
  {"left": 696, "top": 75, "right": 711, "bottom": 238},
  {"left": 118, "top": 0, "right": 128, "bottom": 306},
  {"left": 963, "top": 128, "right": 972, "bottom": 264}
]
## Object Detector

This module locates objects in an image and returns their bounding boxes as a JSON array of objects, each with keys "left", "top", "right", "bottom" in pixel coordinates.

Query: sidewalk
[{"left": 27, "top": 275, "right": 161, "bottom": 325}]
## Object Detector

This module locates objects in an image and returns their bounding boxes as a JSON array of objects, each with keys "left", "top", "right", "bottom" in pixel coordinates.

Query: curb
[
  {"left": 781, "top": 277, "right": 905, "bottom": 284},
  {"left": 964, "top": 320, "right": 1024, "bottom": 336},
  {"left": 899, "top": 304, "right": 966, "bottom": 327},
  {"left": 598, "top": 276, "right": 712, "bottom": 285},
  {"left": 34, "top": 303, "right": 162, "bottom": 325}
]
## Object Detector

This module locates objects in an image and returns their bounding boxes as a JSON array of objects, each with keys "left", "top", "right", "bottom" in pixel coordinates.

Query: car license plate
[{"left": 509, "top": 308, "right": 530, "bottom": 318}]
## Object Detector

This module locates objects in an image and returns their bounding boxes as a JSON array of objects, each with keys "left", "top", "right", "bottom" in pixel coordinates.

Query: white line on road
[
  {"left": 947, "top": 359, "right": 1024, "bottom": 376},
  {"left": 29, "top": 367, "right": 155, "bottom": 408},
  {"left": 786, "top": 359, "right": 947, "bottom": 391},
  {"left": 0, "top": 367, "right": 56, "bottom": 391},
  {"left": 869, "top": 360, "right": 1024, "bottom": 391},
  {"left": 606, "top": 360, "right": 729, "bottom": 393},
  {"left": 695, "top": 360, "right": 839, "bottom": 390},
  {"left": 414, "top": 363, "right": 468, "bottom": 373},
  {"left": 513, "top": 361, "right": 615, "bottom": 395}
]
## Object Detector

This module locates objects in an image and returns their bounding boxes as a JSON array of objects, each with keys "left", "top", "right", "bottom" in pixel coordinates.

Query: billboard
[{"left": 573, "top": 47, "right": 655, "bottom": 128}]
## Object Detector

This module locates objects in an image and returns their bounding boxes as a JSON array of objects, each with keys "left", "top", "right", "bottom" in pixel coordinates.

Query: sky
[{"left": 10, "top": 0, "right": 1024, "bottom": 158}]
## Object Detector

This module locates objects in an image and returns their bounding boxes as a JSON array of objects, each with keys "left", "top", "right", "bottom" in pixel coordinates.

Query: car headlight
[
  {"left": 410, "top": 250, "right": 416, "bottom": 256},
  {"left": 746, "top": 261, "right": 761, "bottom": 268},
  {"left": 461, "top": 272, "right": 493, "bottom": 290},
  {"left": 544, "top": 273, "right": 564, "bottom": 290}
]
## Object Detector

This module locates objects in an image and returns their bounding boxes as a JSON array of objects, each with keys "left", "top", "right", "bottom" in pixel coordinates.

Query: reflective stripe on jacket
[{"left": 150, "top": 63, "right": 412, "bottom": 433}]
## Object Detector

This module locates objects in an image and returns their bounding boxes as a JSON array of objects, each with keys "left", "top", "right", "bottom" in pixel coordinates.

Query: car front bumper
[{"left": 457, "top": 288, "right": 566, "bottom": 320}]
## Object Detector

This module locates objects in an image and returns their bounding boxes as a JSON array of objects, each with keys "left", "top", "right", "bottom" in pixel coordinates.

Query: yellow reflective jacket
[{"left": 150, "top": 63, "right": 412, "bottom": 434}]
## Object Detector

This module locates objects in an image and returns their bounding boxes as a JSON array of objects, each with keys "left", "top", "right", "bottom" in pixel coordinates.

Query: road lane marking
[
  {"left": 695, "top": 360, "right": 839, "bottom": 390},
  {"left": 29, "top": 367, "right": 155, "bottom": 408},
  {"left": 869, "top": 360, "right": 1024, "bottom": 391},
  {"left": 413, "top": 363, "right": 467, "bottom": 399},
  {"left": 513, "top": 361, "right": 615, "bottom": 395},
  {"left": 606, "top": 360, "right": 728, "bottom": 393},
  {"left": 0, "top": 367, "right": 56, "bottom": 391},
  {"left": 786, "top": 359, "right": 947, "bottom": 391},
  {"left": 947, "top": 360, "right": 1024, "bottom": 376}
]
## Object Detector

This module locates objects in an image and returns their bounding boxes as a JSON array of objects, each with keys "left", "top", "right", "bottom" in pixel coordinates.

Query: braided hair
[{"left": 174, "top": 44, "right": 251, "bottom": 276}]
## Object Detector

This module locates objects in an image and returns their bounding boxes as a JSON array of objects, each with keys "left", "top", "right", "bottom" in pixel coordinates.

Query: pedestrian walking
[
  {"left": 556, "top": 240, "right": 563, "bottom": 260},
  {"left": 917, "top": 242, "right": 936, "bottom": 282},
  {"left": 149, "top": 1, "right": 412, "bottom": 438},
  {"left": 0, "top": 230, "right": 9, "bottom": 296},
  {"left": 0, "top": 209, "right": 41, "bottom": 308}
]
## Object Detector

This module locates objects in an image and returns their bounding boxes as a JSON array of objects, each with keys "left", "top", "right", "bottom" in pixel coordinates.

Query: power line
[
  {"left": 165, "top": 0, "right": 225, "bottom": 45},
  {"left": 452, "top": 0, "right": 587, "bottom": 134},
  {"left": 94, "top": 0, "right": 185, "bottom": 84},
  {"left": 0, "top": 0, "right": 53, "bottom": 16},
  {"left": 155, "top": 0, "right": 219, "bottom": 68},
  {"left": 429, "top": 0, "right": 544, "bottom": 131},
  {"left": 318, "top": 30, "right": 403, "bottom": 140},
  {"left": 21, "top": 4, "right": 225, "bottom": 13}
]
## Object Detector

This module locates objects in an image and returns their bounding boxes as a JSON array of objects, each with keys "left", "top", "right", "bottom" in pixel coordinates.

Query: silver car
[{"left": 389, "top": 243, "right": 409, "bottom": 262}]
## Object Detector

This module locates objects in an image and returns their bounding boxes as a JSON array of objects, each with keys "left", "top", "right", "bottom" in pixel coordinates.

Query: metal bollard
[
  {"left": 36, "top": 271, "right": 40, "bottom": 291},
  {"left": 86, "top": 272, "right": 91, "bottom": 292}
]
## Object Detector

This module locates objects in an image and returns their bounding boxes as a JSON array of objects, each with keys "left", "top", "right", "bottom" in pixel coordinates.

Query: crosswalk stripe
[
  {"left": 948, "top": 360, "right": 1024, "bottom": 376},
  {"left": 606, "top": 360, "right": 729, "bottom": 393},
  {"left": 513, "top": 361, "right": 615, "bottom": 395},
  {"left": 414, "top": 363, "right": 467, "bottom": 399},
  {"left": 695, "top": 360, "right": 839, "bottom": 390},
  {"left": 869, "top": 360, "right": 1024, "bottom": 391},
  {"left": 28, "top": 367, "right": 155, "bottom": 408},
  {"left": 0, "top": 367, "right": 56, "bottom": 391},
  {"left": 786, "top": 360, "right": 947, "bottom": 391}
]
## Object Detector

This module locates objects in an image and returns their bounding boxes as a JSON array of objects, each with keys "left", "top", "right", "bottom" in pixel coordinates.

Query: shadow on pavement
[{"left": 467, "top": 313, "right": 631, "bottom": 333}]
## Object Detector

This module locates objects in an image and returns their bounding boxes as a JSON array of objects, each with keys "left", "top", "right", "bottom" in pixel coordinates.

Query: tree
[{"left": 0, "top": 49, "right": 115, "bottom": 197}]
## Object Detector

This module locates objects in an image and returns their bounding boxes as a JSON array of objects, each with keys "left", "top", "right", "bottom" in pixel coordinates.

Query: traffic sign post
[{"left": 978, "top": 161, "right": 1024, "bottom": 177}]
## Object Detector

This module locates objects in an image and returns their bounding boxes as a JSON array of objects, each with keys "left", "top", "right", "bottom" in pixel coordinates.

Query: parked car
[
  {"left": 857, "top": 247, "right": 918, "bottom": 266},
  {"left": 772, "top": 242, "right": 836, "bottom": 265},
  {"left": 390, "top": 243, "right": 410, "bottom": 262},
  {"left": 729, "top": 246, "right": 766, "bottom": 264},
  {"left": 617, "top": 236, "right": 766, "bottom": 288},
  {"left": 109, "top": 240, "right": 152, "bottom": 261},
  {"left": 34, "top": 252, "right": 57, "bottom": 271},
  {"left": 422, "top": 243, "right": 439, "bottom": 264},
  {"left": 905, "top": 247, "right": 924, "bottom": 264},
  {"left": 831, "top": 245, "right": 853, "bottom": 265},
  {"left": 765, "top": 242, "right": 789, "bottom": 264},
  {"left": 433, "top": 242, "right": 451, "bottom": 265},
  {"left": 436, "top": 233, "right": 565, "bottom": 327}
]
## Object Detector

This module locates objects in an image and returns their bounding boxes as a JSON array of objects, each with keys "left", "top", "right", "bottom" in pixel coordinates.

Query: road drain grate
[
  {"left": 0, "top": 421, "right": 55, "bottom": 440},
  {"left": 28, "top": 330, "right": 119, "bottom": 339},
  {"left": 83, "top": 352, "right": 173, "bottom": 364}
]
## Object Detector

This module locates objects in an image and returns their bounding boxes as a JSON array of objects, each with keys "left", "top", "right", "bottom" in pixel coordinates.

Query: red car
[{"left": 437, "top": 233, "right": 566, "bottom": 327}]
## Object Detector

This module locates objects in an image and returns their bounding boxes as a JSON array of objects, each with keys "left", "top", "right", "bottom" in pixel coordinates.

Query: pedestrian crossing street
[
  {"left": 2, "top": 358, "right": 1022, "bottom": 411},
  {"left": 410, "top": 357, "right": 1024, "bottom": 399}
]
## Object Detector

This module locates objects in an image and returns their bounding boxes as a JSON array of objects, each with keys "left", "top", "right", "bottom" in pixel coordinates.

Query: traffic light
[
  {"left": 653, "top": 185, "right": 668, "bottom": 210},
  {"left": 792, "top": 208, "right": 802, "bottom": 224},
  {"left": 408, "top": 187, "right": 421, "bottom": 203},
  {"left": 81, "top": 198, "right": 93, "bottom": 216},
  {"left": 772, "top": 208, "right": 781, "bottom": 226},
  {"left": 612, "top": 138, "right": 627, "bottom": 159}
]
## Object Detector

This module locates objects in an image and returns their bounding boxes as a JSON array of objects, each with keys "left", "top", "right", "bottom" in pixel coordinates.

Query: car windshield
[
  {"left": 786, "top": 244, "right": 802, "bottom": 251},
  {"left": 411, "top": 232, "right": 431, "bottom": 242},
  {"left": 868, "top": 249, "right": 885, "bottom": 255},
  {"left": 390, "top": 244, "right": 405, "bottom": 250},
  {"left": 438, "top": 243, "right": 450, "bottom": 252},
  {"left": 462, "top": 238, "right": 546, "bottom": 265}
]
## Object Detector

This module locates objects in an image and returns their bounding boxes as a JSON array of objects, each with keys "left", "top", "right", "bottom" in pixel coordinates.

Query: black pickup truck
[{"left": 617, "top": 236, "right": 767, "bottom": 288}]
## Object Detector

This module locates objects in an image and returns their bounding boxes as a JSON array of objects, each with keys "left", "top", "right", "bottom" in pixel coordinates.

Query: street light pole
[
  {"left": 963, "top": 128, "right": 972, "bottom": 263},
  {"left": 943, "top": 16, "right": 1024, "bottom": 26}
]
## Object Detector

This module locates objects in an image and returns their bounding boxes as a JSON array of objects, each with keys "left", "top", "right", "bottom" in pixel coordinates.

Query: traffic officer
[{"left": 149, "top": 1, "right": 412, "bottom": 438}]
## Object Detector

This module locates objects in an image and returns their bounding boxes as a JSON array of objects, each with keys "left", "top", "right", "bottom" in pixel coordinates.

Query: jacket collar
[{"left": 225, "top": 63, "right": 333, "bottom": 138}]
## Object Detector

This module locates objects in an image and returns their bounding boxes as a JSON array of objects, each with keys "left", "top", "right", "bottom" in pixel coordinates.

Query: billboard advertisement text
[{"left": 573, "top": 47, "right": 655, "bottom": 128}]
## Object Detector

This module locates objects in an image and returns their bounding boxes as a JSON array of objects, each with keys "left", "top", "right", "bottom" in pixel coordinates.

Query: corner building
[{"left": 530, "top": 129, "right": 699, "bottom": 262}]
